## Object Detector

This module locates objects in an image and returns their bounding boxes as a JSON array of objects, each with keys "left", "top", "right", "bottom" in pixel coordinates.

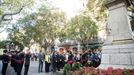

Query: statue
[{"left": 106, "top": 22, "right": 111, "bottom": 36}]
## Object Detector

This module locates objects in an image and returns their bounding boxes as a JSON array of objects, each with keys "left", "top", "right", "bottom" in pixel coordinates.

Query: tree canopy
[
  {"left": 8, "top": 6, "right": 66, "bottom": 49},
  {"left": 65, "top": 14, "right": 98, "bottom": 44},
  {"left": 3, "top": 0, "right": 134, "bottom": 50}
]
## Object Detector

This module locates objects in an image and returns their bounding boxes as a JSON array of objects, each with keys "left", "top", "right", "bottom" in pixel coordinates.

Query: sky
[
  {"left": 48, "top": 0, "right": 86, "bottom": 18},
  {"left": 0, "top": 0, "right": 86, "bottom": 40},
  {"left": 0, "top": 31, "right": 8, "bottom": 40}
]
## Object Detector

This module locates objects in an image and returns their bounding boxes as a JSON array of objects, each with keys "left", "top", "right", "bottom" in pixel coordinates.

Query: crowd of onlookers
[
  {"left": 1, "top": 47, "right": 102, "bottom": 75},
  {"left": 43, "top": 48, "right": 102, "bottom": 73}
]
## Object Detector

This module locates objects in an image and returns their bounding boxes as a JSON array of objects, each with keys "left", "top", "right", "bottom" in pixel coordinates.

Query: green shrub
[{"left": 63, "top": 63, "right": 71, "bottom": 75}]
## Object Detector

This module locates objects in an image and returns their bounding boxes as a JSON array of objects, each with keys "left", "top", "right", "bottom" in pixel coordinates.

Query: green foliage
[
  {"left": 0, "top": 9, "right": 3, "bottom": 15},
  {"left": 8, "top": 29, "right": 29, "bottom": 47},
  {"left": 63, "top": 62, "right": 82, "bottom": 75},
  {"left": 8, "top": 13, "right": 37, "bottom": 47},
  {"left": 72, "top": 61, "right": 82, "bottom": 71},
  {"left": 128, "top": 0, "right": 134, "bottom": 31},
  {"left": 86, "top": 0, "right": 106, "bottom": 22},
  {"left": 1, "top": 0, "right": 34, "bottom": 10},
  {"left": 66, "top": 14, "right": 98, "bottom": 44},
  {"left": 0, "top": 40, "right": 24, "bottom": 50},
  {"left": 6, "top": 0, "right": 101, "bottom": 49},
  {"left": 0, "top": 40, "right": 11, "bottom": 49},
  {"left": 130, "top": 16, "right": 134, "bottom": 31},
  {"left": 63, "top": 63, "right": 71, "bottom": 75},
  {"left": 8, "top": 6, "right": 66, "bottom": 48},
  {"left": 31, "top": 8, "right": 66, "bottom": 47}
]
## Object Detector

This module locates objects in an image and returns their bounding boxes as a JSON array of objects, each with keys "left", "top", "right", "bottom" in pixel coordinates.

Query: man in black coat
[
  {"left": 51, "top": 51, "right": 57, "bottom": 72},
  {"left": 16, "top": 51, "right": 24, "bottom": 75},
  {"left": 24, "top": 48, "right": 31, "bottom": 75},
  {"left": 11, "top": 51, "right": 17, "bottom": 72},
  {"left": 59, "top": 54, "right": 65, "bottom": 69},
  {"left": 55, "top": 52, "right": 60, "bottom": 71},
  {"left": 38, "top": 50, "right": 44, "bottom": 73},
  {"left": 1, "top": 50, "right": 9, "bottom": 75},
  {"left": 81, "top": 50, "right": 89, "bottom": 66}
]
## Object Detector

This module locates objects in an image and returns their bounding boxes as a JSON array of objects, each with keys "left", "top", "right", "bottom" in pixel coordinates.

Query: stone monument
[{"left": 100, "top": 0, "right": 134, "bottom": 68}]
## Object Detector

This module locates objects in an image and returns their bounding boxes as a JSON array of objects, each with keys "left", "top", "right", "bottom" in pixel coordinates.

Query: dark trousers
[
  {"left": 35, "top": 56, "right": 37, "bottom": 61},
  {"left": 11, "top": 62, "right": 17, "bottom": 72},
  {"left": 12, "top": 60, "right": 18, "bottom": 72},
  {"left": 52, "top": 62, "right": 56, "bottom": 72},
  {"left": 17, "top": 64, "right": 23, "bottom": 75},
  {"left": 38, "top": 61, "right": 43, "bottom": 72},
  {"left": 24, "top": 65, "right": 29, "bottom": 75},
  {"left": 45, "top": 61, "right": 50, "bottom": 72},
  {"left": 56, "top": 61, "right": 60, "bottom": 71},
  {"left": 59, "top": 61, "right": 62, "bottom": 69},
  {"left": 59, "top": 61, "right": 64, "bottom": 69},
  {"left": 2, "top": 63, "right": 8, "bottom": 75}
]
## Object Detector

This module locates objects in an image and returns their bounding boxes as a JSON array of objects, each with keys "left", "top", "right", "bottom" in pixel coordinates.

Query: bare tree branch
[{"left": 1, "top": 6, "right": 24, "bottom": 21}]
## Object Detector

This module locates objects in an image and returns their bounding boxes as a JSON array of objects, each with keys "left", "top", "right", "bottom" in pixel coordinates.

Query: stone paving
[{"left": 0, "top": 61, "right": 62, "bottom": 75}]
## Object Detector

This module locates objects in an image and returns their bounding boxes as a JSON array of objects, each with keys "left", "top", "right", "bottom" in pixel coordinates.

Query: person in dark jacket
[
  {"left": 55, "top": 52, "right": 60, "bottom": 71},
  {"left": 59, "top": 53, "right": 65, "bottom": 69},
  {"left": 38, "top": 50, "right": 44, "bottom": 73},
  {"left": 1, "top": 50, "right": 9, "bottom": 75},
  {"left": 73, "top": 52, "right": 79, "bottom": 62},
  {"left": 81, "top": 50, "right": 89, "bottom": 66},
  {"left": 90, "top": 49, "right": 101, "bottom": 67},
  {"left": 51, "top": 51, "right": 57, "bottom": 72},
  {"left": 24, "top": 48, "right": 31, "bottom": 75},
  {"left": 16, "top": 51, "right": 24, "bottom": 75},
  {"left": 11, "top": 51, "right": 18, "bottom": 73}
]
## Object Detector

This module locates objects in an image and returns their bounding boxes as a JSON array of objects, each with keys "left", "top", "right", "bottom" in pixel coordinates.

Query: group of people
[
  {"left": 37, "top": 50, "right": 65, "bottom": 73},
  {"left": 38, "top": 48, "right": 102, "bottom": 73},
  {"left": 31, "top": 52, "right": 38, "bottom": 61},
  {"left": 1, "top": 47, "right": 31, "bottom": 75},
  {"left": 1, "top": 47, "right": 102, "bottom": 75}
]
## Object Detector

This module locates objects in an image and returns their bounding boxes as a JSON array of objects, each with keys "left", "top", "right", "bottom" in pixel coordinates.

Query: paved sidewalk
[{"left": 0, "top": 61, "right": 63, "bottom": 75}]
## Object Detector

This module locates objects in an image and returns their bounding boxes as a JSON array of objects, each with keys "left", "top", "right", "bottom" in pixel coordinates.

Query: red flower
[
  {"left": 112, "top": 68, "right": 122, "bottom": 75},
  {"left": 105, "top": 67, "right": 113, "bottom": 75},
  {"left": 130, "top": 69, "right": 134, "bottom": 73},
  {"left": 130, "top": 73, "right": 134, "bottom": 75},
  {"left": 69, "top": 66, "right": 134, "bottom": 75}
]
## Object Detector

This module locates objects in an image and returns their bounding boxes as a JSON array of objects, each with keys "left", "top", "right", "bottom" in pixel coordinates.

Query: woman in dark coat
[{"left": 1, "top": 50, "right": 9, "bottom": 75}]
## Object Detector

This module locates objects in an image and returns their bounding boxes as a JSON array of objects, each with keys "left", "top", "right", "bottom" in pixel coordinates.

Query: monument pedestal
[
  {"left": 100, "top": 40, "right": 134, "bottom": 69},
  {"left": 100, "top": 0, "right": 134, "bottom": 69}
]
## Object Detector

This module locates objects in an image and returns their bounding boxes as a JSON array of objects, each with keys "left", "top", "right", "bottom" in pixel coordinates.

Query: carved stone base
[{"left": 99, "top": 40, "right": 134, "bottom": 69}]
